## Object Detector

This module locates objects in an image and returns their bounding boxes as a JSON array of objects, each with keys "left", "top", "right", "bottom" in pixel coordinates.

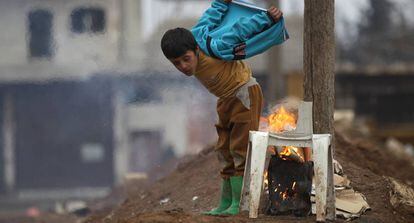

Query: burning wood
[
  {"left": 262, "top": 102, "right": 313, "bottom": 217},
  {"left": 266, "top": 155, "right": 313, "bottom": 217},
  {"left": 278, "top": 146, "right": 305, "bottom": 163}
]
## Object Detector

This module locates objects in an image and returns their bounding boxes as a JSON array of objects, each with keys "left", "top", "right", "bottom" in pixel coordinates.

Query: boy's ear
[{"left": 195, "top": 46, "right": 200, "bottom": 56}]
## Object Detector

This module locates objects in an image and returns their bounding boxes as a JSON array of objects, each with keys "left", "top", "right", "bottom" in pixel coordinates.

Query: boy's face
[{"left": 169, "top": 49, "right": 198, "bottom": 76}]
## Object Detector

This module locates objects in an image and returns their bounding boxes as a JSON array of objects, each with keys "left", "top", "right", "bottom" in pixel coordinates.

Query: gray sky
[
  {"left": 282, "top": 0, "right": 369, "bottom": 40},
  {"left": 142, "top": 0, "right": 413, "bottom": 41},
  {"left": 283, "top": 0, "right": 414, "bottom": 40}
]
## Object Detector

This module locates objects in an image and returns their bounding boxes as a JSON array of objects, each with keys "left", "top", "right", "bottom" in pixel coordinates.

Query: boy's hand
[{"left": 267, "top": 6, "right": 283, "bottom": 22}]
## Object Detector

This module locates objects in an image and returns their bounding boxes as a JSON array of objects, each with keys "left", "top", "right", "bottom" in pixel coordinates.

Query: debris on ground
[
  {"left": 386, "top": 177, "right": 414, "bottom": 216},
  {"left": 311, "top": 160, "right": 370, "bottom": 221}
]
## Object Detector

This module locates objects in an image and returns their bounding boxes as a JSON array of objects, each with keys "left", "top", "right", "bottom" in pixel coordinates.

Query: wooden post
[
  {"left": 304, "top": 0, "right": 336, "bottom": 221},
  {"left": 304, "top": 0, "right": 335, "bottom": 138}
]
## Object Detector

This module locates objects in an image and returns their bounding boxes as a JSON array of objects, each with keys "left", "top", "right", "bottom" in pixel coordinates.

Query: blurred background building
[
  {"left": 0, "top": 0, "right": 217, "bottom": 206},
  {"left": 0, "top": 0, "right": 413, "bottom": 212}
]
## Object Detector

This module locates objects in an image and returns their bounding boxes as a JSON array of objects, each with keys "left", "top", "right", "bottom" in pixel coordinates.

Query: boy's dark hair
[{"left": 161, "top": 27, "right": 197, "bottom": 59}]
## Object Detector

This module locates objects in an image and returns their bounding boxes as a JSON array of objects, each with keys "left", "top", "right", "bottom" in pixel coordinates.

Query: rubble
[
  {"left": 335, "top": 189, "right": 370, "bottom": 220},
  {"left": 386, "top": 177, "right": 414, "bottom": 215},
  {"left": 334, "top": 174, "right": 350, "bottom": 189},
  {"left": 311, "top": 160, "right": 370, "bottom": 221}
]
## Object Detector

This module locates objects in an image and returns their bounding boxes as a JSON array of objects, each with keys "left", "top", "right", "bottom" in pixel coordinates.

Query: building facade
[{"left": 0, "top": 0, "right": 217, "bottom": 200}]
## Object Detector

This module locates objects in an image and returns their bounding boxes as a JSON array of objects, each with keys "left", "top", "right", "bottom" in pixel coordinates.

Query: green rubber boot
[
  {"left": 222, "top": 176, "right": 243, "bottom": 215},
  {"left": 203, "top": 179, "right": 232, "bottom": 215}
]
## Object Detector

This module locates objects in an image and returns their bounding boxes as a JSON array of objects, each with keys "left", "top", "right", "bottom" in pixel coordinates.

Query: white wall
[
  {"left": 0, "top": 1, "right": 28, "bottom": 67},
  {"left": 0, "top": 0, "right": 121, "bottom": 81},
  {"left": 126, "top": 81, "right": 217, "bottom": 158},
  {"left": 127, "top": 103, "right": 188, "bottom": 157},
  {"left": 280, "top": 15, "right": 303, "bottom": 73}
]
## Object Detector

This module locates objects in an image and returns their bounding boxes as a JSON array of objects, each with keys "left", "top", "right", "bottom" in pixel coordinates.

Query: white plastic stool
[{"left": 240, "top": 102, "right": 335, "bottom": 222}]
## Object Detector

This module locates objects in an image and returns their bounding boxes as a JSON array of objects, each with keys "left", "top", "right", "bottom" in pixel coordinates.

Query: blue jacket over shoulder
[{"left": 191, "top": 0, "right": 289, "bottom": 61}]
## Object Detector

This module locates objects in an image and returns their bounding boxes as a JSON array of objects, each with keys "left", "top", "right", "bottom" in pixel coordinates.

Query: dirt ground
[
  {"left": 0, "top": 212, "right": 79, "bottom": 223},
  {"left": 82, "top": 123, "right": 414, "bottom": 223},
  {"left": 2, "top": 122, "right": 413, "bottom": 223}
]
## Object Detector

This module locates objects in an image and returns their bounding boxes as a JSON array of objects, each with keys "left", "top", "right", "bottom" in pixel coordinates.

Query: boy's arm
[
  {"left": 220, "top": 11, "right": 277, "bottom": 47},
  {"left": 206, "top": 6, "right": 284, "bottom": 60},
  {"left": 192, "top": 0, "right": 230, "bottom": 33},
  {"left": 193, "top": 2, "right": 286, "bottom": 60}
]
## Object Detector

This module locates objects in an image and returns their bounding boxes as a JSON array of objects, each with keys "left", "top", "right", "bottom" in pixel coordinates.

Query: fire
[
  {"left": 263, "top": 171, "right": 269, "bottom": 190},
  {"left": 279, "top": 146, "right": 305, "bottom": 163},
  {"left": 265, "top": 106, "right": 305, "bottom": 162},
  {"left": 263, "top": 104, "right": 305, "bottom": 196},
  {"left": 279, "top": 146, "right": 294, "bottom": 157},
  {"left": 276, "top": 181, "right": 297, "bottom": 201},
  {"left": 281, "top": 189, "right": 288, "bottom": 200},
  {"left": 267, "top": 106, "right": 297, "bottom": 133}
]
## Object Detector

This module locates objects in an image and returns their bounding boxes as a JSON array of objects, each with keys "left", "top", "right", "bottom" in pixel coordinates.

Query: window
[
  {"left": 71, "top": 7, "right": 106, "bottom": 33},
  {"left": 28, "top": 9, "right": 53, "bottom": 58}
]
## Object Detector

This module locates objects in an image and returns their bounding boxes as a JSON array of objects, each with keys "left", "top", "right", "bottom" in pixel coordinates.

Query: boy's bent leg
[
  {"left": 229, "top": 121, "right": 251, "bottom": 176},
  {"left": 215, "top": 122, "right": 236, "bottom": 179},
  {"left": 231, "top": 84, "right": 263, "bottom": 176},
  {"left": 215, "top": 97, "right": 238, "bottom": 178},
  {"left": 221, "top": 121, "right": 252, "bottom": 216},
  {"left": 203, "top": 101, "right": 235, "bottom": 215},
  {"left": 223, "top": 84, "right": 263, "bottom": 215}
]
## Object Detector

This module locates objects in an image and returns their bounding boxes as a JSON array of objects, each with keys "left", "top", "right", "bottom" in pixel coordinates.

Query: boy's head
[{"left": 161, "top": 27, "right": 199, "bottom": 76}]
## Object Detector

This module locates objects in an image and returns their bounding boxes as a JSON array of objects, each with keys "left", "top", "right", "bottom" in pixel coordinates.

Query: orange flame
[
  {"left": 268, "top": 106, "right": 297, "bottom": 133},
  {"left": 280, "top": 188, "right": 289, "bottom": 201},
  {"left": 279, "top": 146, "right": 305, "bottom": 163},
  {"left": 274, "top": 182, "right": 297, "bottom": 201},
  {"left": 263, "top": 171, "right": 269, "bottom": 190},
  {"left": 265, "top": 105, "right": 305, "bottom": 162}
]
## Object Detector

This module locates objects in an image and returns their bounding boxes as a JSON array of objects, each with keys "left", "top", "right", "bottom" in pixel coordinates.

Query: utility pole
[
  {"left": 304, "top": 0, "right": 335, "bottom": 147},
  {"left": 303, "top": 0, "right": 336, "bottom": 220}
]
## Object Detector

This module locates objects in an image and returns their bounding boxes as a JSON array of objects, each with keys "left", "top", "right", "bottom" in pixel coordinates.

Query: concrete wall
[
  {"left": 127, "top": 103, "right": 188, "bottom": 157},
  {"left": 125, "top": 80, "right": 217, "bottom": 158},
  {"left": 0, "top": 0, "right": 121, "bottom": 81},
  {"left": 280, "top": 15, "right": 303, "bottom": 73}
]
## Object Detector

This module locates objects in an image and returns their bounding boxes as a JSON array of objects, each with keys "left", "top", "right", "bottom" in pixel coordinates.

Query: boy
[{"left": 161, "top": 0, "right": 285, "bottom": 216}]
